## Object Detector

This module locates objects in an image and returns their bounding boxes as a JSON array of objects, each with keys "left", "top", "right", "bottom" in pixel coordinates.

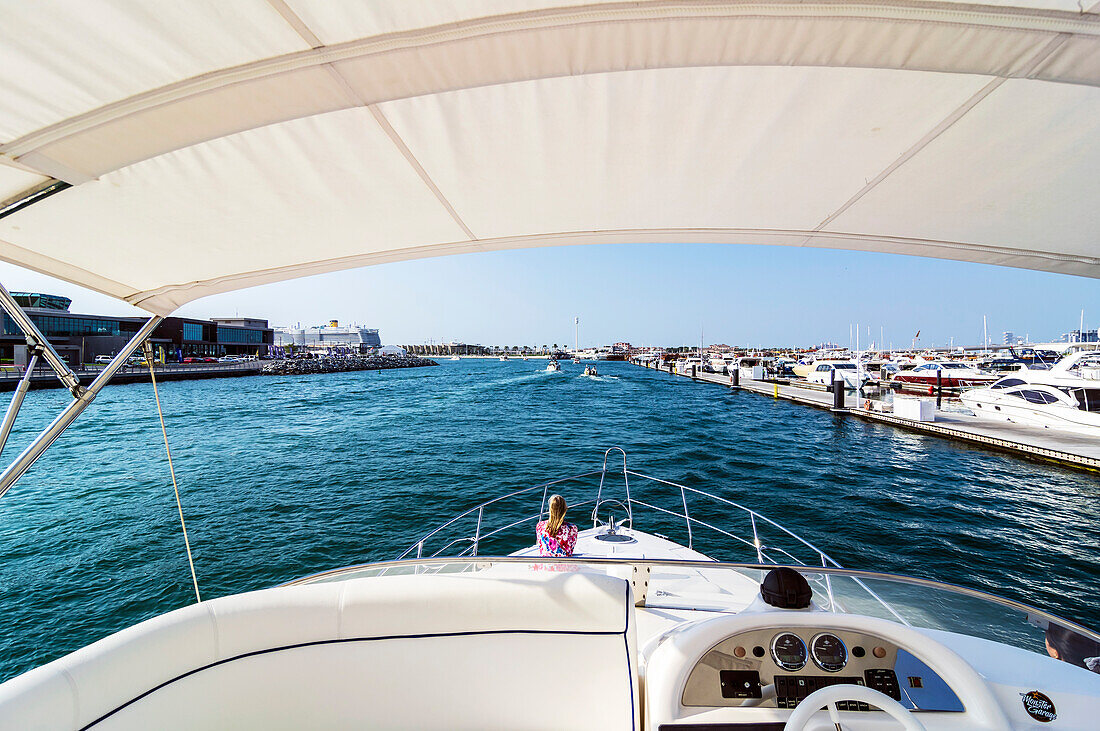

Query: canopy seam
[
  {"left": 810, "top": 26, "right": 1078, "bottom": 235},
  {"left": 368, "top": 106, "right": 479, "bottom": 242},
  {"left": 265, "top": 0, "right": 324, "bottom": 49},
  {"left": 123, "top": 227, "right": 1100, "bottom": 311}
]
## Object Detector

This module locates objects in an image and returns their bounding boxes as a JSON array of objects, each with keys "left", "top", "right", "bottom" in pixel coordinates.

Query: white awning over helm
[{"left": 1, "top": 1, "right": 1098, "bottom": 314}]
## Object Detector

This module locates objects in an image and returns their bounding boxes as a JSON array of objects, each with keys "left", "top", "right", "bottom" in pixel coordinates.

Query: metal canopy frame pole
[
  {"left": 0, "top": 281, "right": 83, "bottom": 396},
  {"left": 0, "top": 315, "right": 164, "bottom": 500},
  {"left": 0, "top": 347, "right": 41, "bottom": 460}
]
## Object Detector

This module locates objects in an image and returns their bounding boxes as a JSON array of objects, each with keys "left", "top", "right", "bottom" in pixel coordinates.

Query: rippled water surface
[{"left": 0, "top": 360, "right": 1097, "bottom": 681}]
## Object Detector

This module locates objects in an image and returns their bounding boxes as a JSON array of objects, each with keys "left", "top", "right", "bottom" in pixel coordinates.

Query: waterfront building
[
  {"left": 0, "top": 293, "right": 273, "bottom": 365},
  {"left": 1061, "top": 329, "right": 1099, "bottom": 343}
]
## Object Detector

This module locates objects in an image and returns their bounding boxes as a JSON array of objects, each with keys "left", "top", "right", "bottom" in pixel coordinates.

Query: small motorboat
[
  {"left": 583, "top": 364, "right": 598, "bottom": 377},
  {"left": 546, "top": 359, "right": 561, "bottom": 372}
]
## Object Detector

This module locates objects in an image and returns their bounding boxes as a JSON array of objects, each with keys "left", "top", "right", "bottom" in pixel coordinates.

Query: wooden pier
[{"left": 635, "top": 360, "right": 1100, "bottom": 474}]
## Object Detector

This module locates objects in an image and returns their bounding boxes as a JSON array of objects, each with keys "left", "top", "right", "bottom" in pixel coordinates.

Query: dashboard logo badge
[{"left": 1020, "top": 691, "right": 1056, "bottom": 722}]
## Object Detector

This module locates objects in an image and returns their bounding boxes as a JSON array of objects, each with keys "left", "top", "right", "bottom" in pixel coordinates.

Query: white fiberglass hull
[{"left": 962, "top": 390, "right": 1100, "bottom": 437}]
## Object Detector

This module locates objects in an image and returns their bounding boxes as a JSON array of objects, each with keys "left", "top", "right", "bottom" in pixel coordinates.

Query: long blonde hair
[{"left": 546, "top": 494, "right": 567, "bottom": 537}]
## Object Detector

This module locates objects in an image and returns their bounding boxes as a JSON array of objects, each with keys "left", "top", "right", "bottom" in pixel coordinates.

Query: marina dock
[
  {"left": 0, "top": 361, "right": 262, "bottom": 392},
  {"left": 636, "top": 360, "right": 1100, "bottom": 474}
]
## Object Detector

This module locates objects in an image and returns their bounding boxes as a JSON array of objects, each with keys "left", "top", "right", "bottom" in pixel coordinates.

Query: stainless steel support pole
[
  {"left": 0, "top": 282, "right": 83, "bottom": 396},
  {"left": 473, "top": 506, "right": 484, "bottom": 557},
  {"left": 0, "top": 350, "right": 40, "bottom": 460},
  {"left": 0, "top": 316, "right": 164, "bottom": 500}
]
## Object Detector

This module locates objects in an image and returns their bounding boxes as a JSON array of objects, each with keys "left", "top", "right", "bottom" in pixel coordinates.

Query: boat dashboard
[
  {"left": 643, "top": 609, "right": 1037, "bottom": 730},
  {"left": 682, "top": 625, "right": 962, "bottom": 713}
]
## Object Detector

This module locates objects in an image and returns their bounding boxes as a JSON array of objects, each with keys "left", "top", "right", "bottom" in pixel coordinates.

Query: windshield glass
[
  {"left": 295, "top": 558, "right": 1100, "bottom": 674},
  {"left": 834, "top": 364, "right": 856, "bottom": 370}
]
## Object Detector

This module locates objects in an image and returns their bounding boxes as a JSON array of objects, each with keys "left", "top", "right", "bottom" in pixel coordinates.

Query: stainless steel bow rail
[{"left": 395, "top": 448, "right": 907, "bottom": 623}]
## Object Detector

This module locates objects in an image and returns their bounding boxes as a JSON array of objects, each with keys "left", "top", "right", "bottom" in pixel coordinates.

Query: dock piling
[{"left": 832, "top": 372, "right": 845, "bottom": 410}]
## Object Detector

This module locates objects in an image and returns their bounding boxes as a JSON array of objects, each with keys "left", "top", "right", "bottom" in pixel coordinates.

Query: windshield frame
[{"left": 283, "top": 556, "right": 1100, "bottom": 646}]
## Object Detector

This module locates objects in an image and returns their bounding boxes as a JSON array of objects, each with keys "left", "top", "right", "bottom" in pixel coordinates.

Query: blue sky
[{"left": 0, "top": 244, "right": 1095, "bottom": 348}]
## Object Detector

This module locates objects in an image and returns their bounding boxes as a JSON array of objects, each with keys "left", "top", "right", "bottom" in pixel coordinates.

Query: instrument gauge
[
  {"left": 770, "top": 632, "right": 808, "bottom": 671},
  {"left": 810, "top": 633, "right": 848, "bottom": 672}
]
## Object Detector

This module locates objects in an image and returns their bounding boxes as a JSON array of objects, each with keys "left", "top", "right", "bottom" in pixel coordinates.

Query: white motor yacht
[
  {"left": 892, "top": 361, "right": 998, "bottom": 389},
  {"left": 674, "top": 357, "right": 706, "bottom": 376},
  {"left": 792, "top": 351, "right": 853, "bottom": 379},
  {"left": 1, "top": 3, "right": 1099, "bottom": 728},
  {"left": 961, "top": 352, "right": 1100, "bottom": 436},
  {"left": 807, "top": 362, "right": 872, "bottom": 390}
]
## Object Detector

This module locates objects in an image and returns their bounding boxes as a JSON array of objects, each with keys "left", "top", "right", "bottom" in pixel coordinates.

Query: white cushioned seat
[{"left": 0, "top": 570, "right": 638, "bottom": 730}]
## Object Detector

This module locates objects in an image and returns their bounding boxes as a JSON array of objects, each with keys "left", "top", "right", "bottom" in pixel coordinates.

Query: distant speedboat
[
  {"left": 449, "top": 356, "right": 461, "bottom": 361},
  {"left": 499, "top": 355, "right": 509, "bottom": 361},
  {"left": 545, "top": 359, "right": 561, "bottom": 372},
  {"left": 583, "top": 364, "right": 598, "bottom": 377}
]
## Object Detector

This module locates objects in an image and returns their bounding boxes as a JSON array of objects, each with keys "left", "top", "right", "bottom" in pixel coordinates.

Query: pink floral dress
[{"left": 536, "top": 520, "right": 578, "bottom": 557}]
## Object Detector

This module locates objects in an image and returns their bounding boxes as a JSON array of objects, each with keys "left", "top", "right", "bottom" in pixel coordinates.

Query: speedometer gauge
[
  {"left": 770, "top": 632, "right": 807, "bottom": 671},
  {"left": 810, "top": 633, "right": 848, "bottom": 672}
]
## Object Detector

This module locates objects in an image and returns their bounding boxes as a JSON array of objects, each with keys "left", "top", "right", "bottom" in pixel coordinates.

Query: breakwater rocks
[{"left": 261, "top": 354, "right": 438, "bottom": 376}]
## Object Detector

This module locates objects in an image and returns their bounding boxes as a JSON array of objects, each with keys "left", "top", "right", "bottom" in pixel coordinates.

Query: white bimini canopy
[{"left": 1, "top": 1, "right": 1099, "bottom": 314}]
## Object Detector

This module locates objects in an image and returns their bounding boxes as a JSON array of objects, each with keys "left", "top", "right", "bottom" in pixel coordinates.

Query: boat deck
[{"left": 640, "top": 361, "right": 1100, "bottom": 474}]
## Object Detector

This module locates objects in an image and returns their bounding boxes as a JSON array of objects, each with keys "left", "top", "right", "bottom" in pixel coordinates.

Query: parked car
[
  {"left": 182, "top": 357, "right": 202, "bottom": 364},
  {"left": 203, "top": 357, "right": 218, "bottom": 363},
  {"left": 94, "top": 355, "right": 113, "bottom": 364},
  {"left": 218, "top": 356, "right": 240, "bottom": 363}
]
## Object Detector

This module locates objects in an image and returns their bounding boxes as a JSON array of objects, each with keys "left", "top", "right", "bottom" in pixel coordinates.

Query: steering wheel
[{"left": 784, "top": 684, "right": 926, "bottom": 731}]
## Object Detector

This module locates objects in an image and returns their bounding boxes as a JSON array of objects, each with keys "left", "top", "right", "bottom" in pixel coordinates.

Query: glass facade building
[
  {"left": 0, "top": 294, "right": 273, "bottom": 365},
  {"left": 217, "top": 326, "right": 263, "bottom": 344},
  {"left": 182, "top": 322, "right": 204, "bottom": 342}
]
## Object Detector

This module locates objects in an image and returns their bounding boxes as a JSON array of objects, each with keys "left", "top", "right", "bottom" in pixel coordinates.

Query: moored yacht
[
  {"left": 792, "top": 350, "right": 852, "bottom": 379},
  {"left": 806, "top": 362, "right": 871, "bottom": 390},
  {"left": 892, "top": 361, "right": 998, "bottom": 389},
  {"left": 961, "top": 352, "right": 1100, "bottom": 436}
]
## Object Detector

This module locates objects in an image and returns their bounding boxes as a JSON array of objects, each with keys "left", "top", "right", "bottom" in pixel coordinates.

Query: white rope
[{"left": 144, "top": 344, "right": 201, "bottom": 602}]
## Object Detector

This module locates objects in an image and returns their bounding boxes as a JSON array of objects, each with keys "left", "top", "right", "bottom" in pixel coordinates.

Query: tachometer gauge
[
  {"left": 770, "top": 632, "right": 807, "bottom": 671},
  {"left": 810, "top": 633, "right": 848, "bottom": 672}
]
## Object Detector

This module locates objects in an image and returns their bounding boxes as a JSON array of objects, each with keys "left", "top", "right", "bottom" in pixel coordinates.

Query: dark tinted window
[
  {"left": 1068, "top": 388, "right": 1100, "bottom": 412},
  {"left": 992, "top": 378, "right": 1025, "bottom": 389},
  {"left": 1009, "top": 389, "right": 1059, "bottom": 404}
]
